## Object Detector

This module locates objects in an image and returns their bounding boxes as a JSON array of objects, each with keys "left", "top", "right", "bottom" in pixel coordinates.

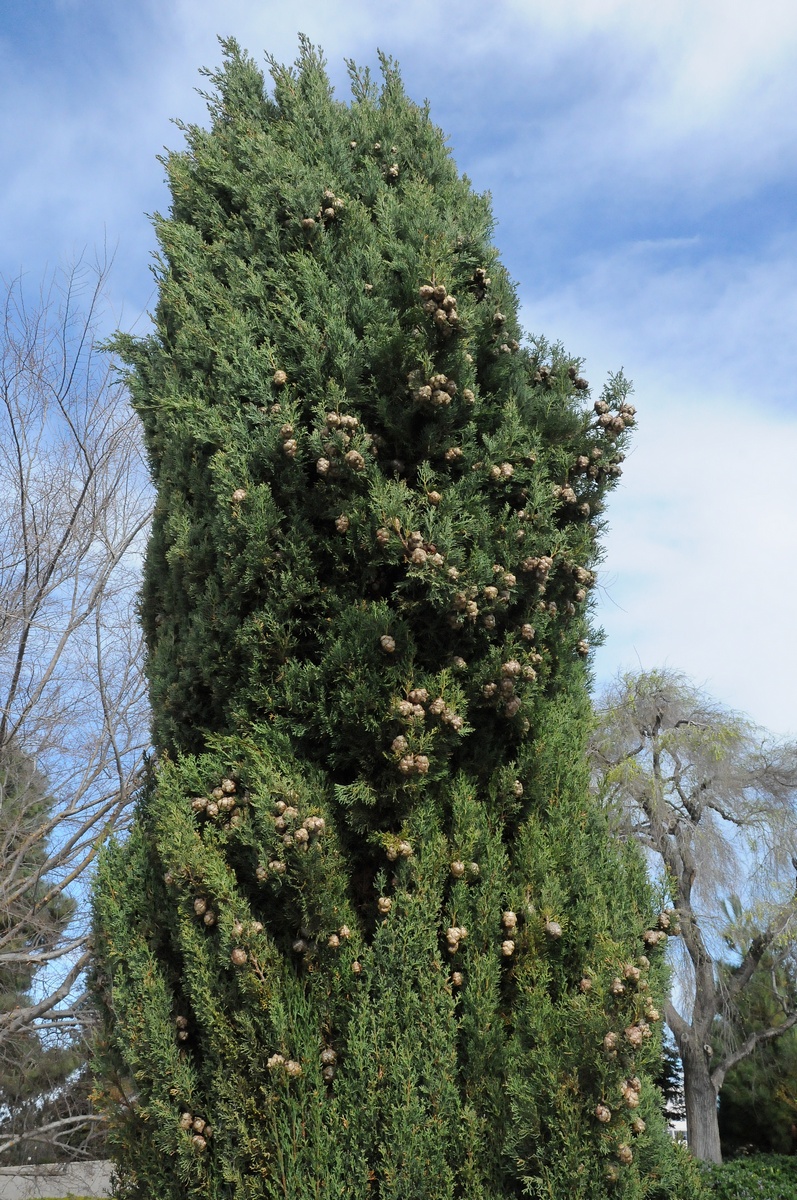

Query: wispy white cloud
[
  {"left": 520, "top": 231, "right": 797, "bottom": 412},
  {"left": 520, "top": 218, "right": 797, "bottom": 734},
  {"left": 591, "top": 391, "right": 797, "bottom": 737},
  {"left": 509, "top": 0, "right": 797, "bottom": 139}
]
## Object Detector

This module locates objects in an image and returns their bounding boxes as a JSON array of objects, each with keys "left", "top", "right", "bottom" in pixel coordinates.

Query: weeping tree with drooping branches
[{"left": 92, "top": 37, "right": 705, "bottom": 1200}]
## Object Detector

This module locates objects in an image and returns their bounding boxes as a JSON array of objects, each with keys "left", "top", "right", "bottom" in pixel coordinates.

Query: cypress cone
[{"left": 92, "top": 36, "right": 704, "bottom": 1200}]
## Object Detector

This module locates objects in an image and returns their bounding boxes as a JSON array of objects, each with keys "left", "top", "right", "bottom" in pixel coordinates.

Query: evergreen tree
[
  {"left": 92, "top": 39, "right": 704, "bottom": 1199},
  {"left": 0, "top": 745, "right": 81, "bottom": 1160}
]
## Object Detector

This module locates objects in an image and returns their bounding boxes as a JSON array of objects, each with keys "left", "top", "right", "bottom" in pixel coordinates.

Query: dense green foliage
[
  {"left": 92, "top": 38, "right": 705, "bottom": 1199},
  {"left": 716, "top": 942, "right": 797, "bottom": 1157},
  {"left": 701, "top": 1154, "right": 797, "bottom": 1199},
  {"left": 720, "top": 1041, "right": 797, "bottom": 1156}
]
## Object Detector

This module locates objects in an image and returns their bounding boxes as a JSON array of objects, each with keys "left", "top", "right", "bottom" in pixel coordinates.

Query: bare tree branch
[
  {"left": 0, "top": 1115, "right": 106, "bottom": 1158},
  {"left": 711, "top": 1010, "right": 797, "bottom": 1092},
  {"left": 0, "top": 259, "right": 151, "bottom": 1163},
  {"left": 1, "top": 951, "right": 91, "bottom": 1038}
]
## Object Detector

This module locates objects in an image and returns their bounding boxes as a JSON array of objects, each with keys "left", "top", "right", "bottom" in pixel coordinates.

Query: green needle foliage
[{"left": 92, "top": 37, "right": 705, "bottom": 1200}]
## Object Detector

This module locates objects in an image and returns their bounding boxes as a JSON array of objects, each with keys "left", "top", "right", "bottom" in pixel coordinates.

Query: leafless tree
[
  {"left": 590, "top": 669, "right": 797, "bottom": 1165},
  {"left": 0, "top": 261, "right": 151, "bottom": 1162}
]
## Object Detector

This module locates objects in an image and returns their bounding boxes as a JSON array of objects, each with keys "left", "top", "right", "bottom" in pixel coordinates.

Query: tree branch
[
  {"left": 0, "top": 949, "right": 91, "bottom": 1039},
  {"left": 0, "top": 1114, "right": 106, "bottom": 1158},
  {"left": 713, "top": 1009, "right": 797, "bottom": 1091}
]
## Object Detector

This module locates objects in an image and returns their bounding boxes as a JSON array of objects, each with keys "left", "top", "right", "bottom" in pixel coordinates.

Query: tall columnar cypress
[{"left": 93, "top": 39, "right": 704, "bottom": 1200}]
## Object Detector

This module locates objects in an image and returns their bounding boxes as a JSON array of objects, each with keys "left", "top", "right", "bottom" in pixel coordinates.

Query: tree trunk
[{"left": 682, "top": 1041, "right": 722, "bottom": 1163}]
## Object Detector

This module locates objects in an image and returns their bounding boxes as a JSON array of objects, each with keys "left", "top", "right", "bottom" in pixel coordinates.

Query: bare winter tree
[
  {"left": 0, "top": 262, "right": 151, "bottom": 1163},
  {"left": 589, "top": 669, "right": 797, "bottom": 1165}
]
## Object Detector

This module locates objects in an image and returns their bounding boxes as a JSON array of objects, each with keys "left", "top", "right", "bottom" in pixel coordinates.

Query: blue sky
[{"left": 3, "top": 0, "right": 796, "bottom": 734}]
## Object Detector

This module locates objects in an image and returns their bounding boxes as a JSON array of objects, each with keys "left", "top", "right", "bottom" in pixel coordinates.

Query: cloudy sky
[{"left": 2, "top": 0, "right": 796, "bottom": 735}]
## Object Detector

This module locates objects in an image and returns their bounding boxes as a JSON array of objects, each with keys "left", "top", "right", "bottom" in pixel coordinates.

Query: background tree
[
  {"left": 653, "top": 1033, "right": 686, "bottom": 1131},
  {"left": 714, "top": 899, "right": 797, "bottom": 1157},
  {"left": 0, "top": 262, "right": 151, "bottom": 1162},
  {"left": 590, "top": 669, "right": 797, "bottom": 1164},
  {"left": 93, "top": 40, "right": 704, "bottom": 1200},
  {"left": 0, "top": 744, "right": 81, "bottom": 1164}
]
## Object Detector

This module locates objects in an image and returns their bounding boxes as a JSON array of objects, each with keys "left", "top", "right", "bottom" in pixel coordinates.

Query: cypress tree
[{"left": 92, "top": 38, "right": 705, "bottom": 1199}]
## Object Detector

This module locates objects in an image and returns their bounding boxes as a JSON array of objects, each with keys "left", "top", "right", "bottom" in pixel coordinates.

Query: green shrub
[{"left": 702, "top": 1154, "right": 797, "bottom": 1200}]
